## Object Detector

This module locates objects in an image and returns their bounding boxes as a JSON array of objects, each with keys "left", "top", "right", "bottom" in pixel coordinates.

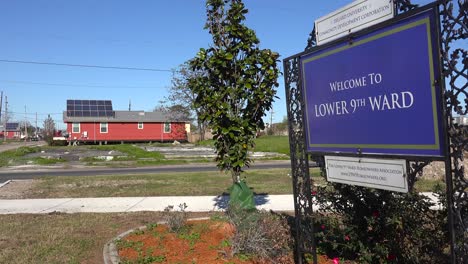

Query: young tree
[
  {"left": 163, "top": 62, "right": 208, "bottom": 141},
  {"left": 189, "top": 0, "right": 280, "bottom": 183}
]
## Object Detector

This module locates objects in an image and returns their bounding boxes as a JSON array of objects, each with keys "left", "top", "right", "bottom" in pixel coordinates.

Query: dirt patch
[
  {"left": 0, "top": 180, "right": 36, "bottom": 199},
  {"left": 116, "top": 219, "right": 341, "bottom": 264},
  {"left": 117, "top": 219, "right": 291, "bottom": 264},
  {"left": 56, "top": 179, "right": 149, "bottom": 189}
]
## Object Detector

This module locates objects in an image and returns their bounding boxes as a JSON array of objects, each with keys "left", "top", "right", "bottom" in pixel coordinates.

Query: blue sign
[{"left": 300, "top": 9, "right": 445, "bottom": 158}]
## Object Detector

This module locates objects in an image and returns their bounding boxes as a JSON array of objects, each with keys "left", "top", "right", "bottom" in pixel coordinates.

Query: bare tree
[
  {"left": 43, "top": 114, "right": 55, "bottom": 144},
  {"left": 163, "top": 61, "right": 208, "bottom": 141}
]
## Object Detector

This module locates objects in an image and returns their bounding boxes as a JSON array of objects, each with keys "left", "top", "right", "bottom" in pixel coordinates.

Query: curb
[{"left": 0, "top": 180, "right": 11, "bottom": 188}]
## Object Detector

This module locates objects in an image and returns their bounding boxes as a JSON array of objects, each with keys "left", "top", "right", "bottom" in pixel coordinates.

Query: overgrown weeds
[
  {"left": 226, "top": 205, "right": 293, "bottom": 262},
  {"left": 163, "top": 203, "right": 188, "bottom": 233}
]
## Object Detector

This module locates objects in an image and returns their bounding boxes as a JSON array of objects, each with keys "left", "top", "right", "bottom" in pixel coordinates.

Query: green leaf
[{"left": 225, "top": 53, "right": 234, "bottom": 60}]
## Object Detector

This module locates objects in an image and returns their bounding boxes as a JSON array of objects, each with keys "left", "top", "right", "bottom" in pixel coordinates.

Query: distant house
[
  {"left": 63, "top": 100, "right": 189, "bottom": 143},
  {"left": 0, "top": 123, "right": 22, "bottom": 139}
]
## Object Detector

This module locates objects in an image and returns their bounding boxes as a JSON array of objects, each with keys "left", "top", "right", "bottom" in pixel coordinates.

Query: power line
[
  {"left": 0, "top": 59, "right": 172, "bottom": 72},
  {"left": 0, "top": 80, "right": 168, "bottom": 89},
  {"left": 9, "top": 111, "right": 63, "bottom": 116}
]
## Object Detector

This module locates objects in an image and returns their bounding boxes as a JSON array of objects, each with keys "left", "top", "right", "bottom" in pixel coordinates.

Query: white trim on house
[
  {"left": 164, "top": 122, "right": 171, "bottom": 133},
  {"left": 72, "top": 122, "right": 80, "bottom": 133},
  {"left": 100, "top": 122, "right": 108, "bottom": 133}
]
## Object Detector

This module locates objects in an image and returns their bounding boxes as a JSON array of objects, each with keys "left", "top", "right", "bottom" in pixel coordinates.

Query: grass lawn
[
  {"left": 18, "top": 167, "right": 440, "bottom": 199},
  {"left": 0, "top": 212, "right": 211, "bottom": 264},
  {"left": 26, "top": 168, "right": 323, "bottom": 198},
  {"left": 197, "top": 135, "right": 290, "bottom": 155},
  {"left": 0, "top": 146, "right": 43, "bottom": 167},
  {"left": 253, "top": 135, "right": 290, "bottom": 155}
]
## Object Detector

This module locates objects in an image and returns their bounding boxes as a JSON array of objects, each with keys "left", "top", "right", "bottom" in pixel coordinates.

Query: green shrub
[{"left": 314, "top": 183, "right": 449, "bottom": 263}]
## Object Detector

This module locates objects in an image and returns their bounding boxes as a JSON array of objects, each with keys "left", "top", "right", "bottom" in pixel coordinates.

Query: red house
[
  {"left": 0, "top": 123, "right": 22, "bottom": 139},
  {"left": 63, "top": 100, "right": 189, "bottom": 143}
]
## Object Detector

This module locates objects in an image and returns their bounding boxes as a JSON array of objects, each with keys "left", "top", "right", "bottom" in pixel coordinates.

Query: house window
[
  {"left": 138, "top": 122, "right": 144, "bottom": 129},
  {"left": 164, "top": 122, "right": 171, "bottom": 133},
  {"left": 72, "top": 123, "right": 80, "bottom": 133},
  {"left": 100, "top": 122, "right": 108, "bottom": 133}
]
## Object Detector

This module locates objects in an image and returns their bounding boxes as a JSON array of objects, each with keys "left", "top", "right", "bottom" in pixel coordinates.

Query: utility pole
[
  {"left": 0, "top": 91, "right": 3, "bottom": 124},
  {"left": 35, "top": 112, "right": 38, "bottom": 137},
  {"left": 3, "top": 96, "right": 7, "bottom": 141},
  {"left": 24, "top": 105, "right": 27, "bottom": 142}
]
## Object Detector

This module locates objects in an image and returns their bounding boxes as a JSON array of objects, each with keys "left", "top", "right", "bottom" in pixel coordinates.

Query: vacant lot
[
  {"left": 0, "top": 169, "right": 324, "bottom": 199},
  {"left": 0, "top": 211, "right": 212, "bottom": 264},
  {"left": 0, "top": 136, "right": 290, "bottom": 169},
  {"left": 0, "top": 167, "right": 443, "bottom": 199}
]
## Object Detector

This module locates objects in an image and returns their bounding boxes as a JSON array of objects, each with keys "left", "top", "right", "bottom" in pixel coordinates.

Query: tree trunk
[
  {"left": 231, "top": 170, "right": 241, "bottom": 183},
  {"left": 198, "top": 120, "right": 205, "bottom": 141}
]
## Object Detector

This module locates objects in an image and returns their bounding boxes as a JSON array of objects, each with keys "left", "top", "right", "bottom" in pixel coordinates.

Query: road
[{"left": 0, "top": 161, "right": 295, "bottom": 181}]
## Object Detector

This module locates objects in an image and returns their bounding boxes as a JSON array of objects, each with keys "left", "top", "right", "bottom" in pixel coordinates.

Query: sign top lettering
[{"left": 315, "top": 0, "right": 394, "bottom": 46}]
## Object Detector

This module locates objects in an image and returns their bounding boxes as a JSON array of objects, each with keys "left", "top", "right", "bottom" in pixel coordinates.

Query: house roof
[{"left": 63, "top": 110, "right": 190, "bottom": 123}]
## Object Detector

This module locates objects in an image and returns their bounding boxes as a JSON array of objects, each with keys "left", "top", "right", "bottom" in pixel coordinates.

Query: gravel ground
[{"left": 0, "top": 180, "right": 36, "bottom": 199}]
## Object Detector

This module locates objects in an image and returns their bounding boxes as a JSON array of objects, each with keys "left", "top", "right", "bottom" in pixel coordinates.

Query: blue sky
[{"left": 0, "top": 0, "right": 433, "bottom": 129}]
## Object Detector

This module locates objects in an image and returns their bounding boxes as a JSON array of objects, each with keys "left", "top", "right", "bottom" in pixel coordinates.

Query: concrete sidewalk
[
  {"left": 0, "top": 192, "right": 442, "bottom": 214},
  {"left": 0, "top": 195, "right": 295, "bottom": 214}
]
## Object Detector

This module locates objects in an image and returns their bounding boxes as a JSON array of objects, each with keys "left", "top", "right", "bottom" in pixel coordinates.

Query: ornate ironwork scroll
[
  {"left": 284, "top": 55, "right": 316, "bottom": 263},
  {"left": 440, "top": 0, "right": 468, "bottom": 262},
  {"left": 285, "top": 0, "right": 467, "bottom": 263},
  {"left": 395, "top": 0, "right": 419, "bottom": 13}
]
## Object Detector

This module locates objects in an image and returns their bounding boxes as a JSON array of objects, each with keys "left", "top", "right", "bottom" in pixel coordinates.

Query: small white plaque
[
  {"left": 325, "top": 156, "right": 408, "bottom": 193},
  {"left": 315, "top": 0, "right": 394, "bottom": 46}
]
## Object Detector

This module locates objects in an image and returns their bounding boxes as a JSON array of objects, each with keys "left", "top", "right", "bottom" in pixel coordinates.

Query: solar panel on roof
[
  {"left": 66, "top": 99, "right": 114, "bottom": 117},
  {"left": 6, "top": 123, "right": 19, "bottom": 130}
]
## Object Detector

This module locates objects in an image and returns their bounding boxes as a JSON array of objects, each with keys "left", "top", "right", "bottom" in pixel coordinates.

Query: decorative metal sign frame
[{"left": 284, "top": 0, "right": 467, "bottom": 263}]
